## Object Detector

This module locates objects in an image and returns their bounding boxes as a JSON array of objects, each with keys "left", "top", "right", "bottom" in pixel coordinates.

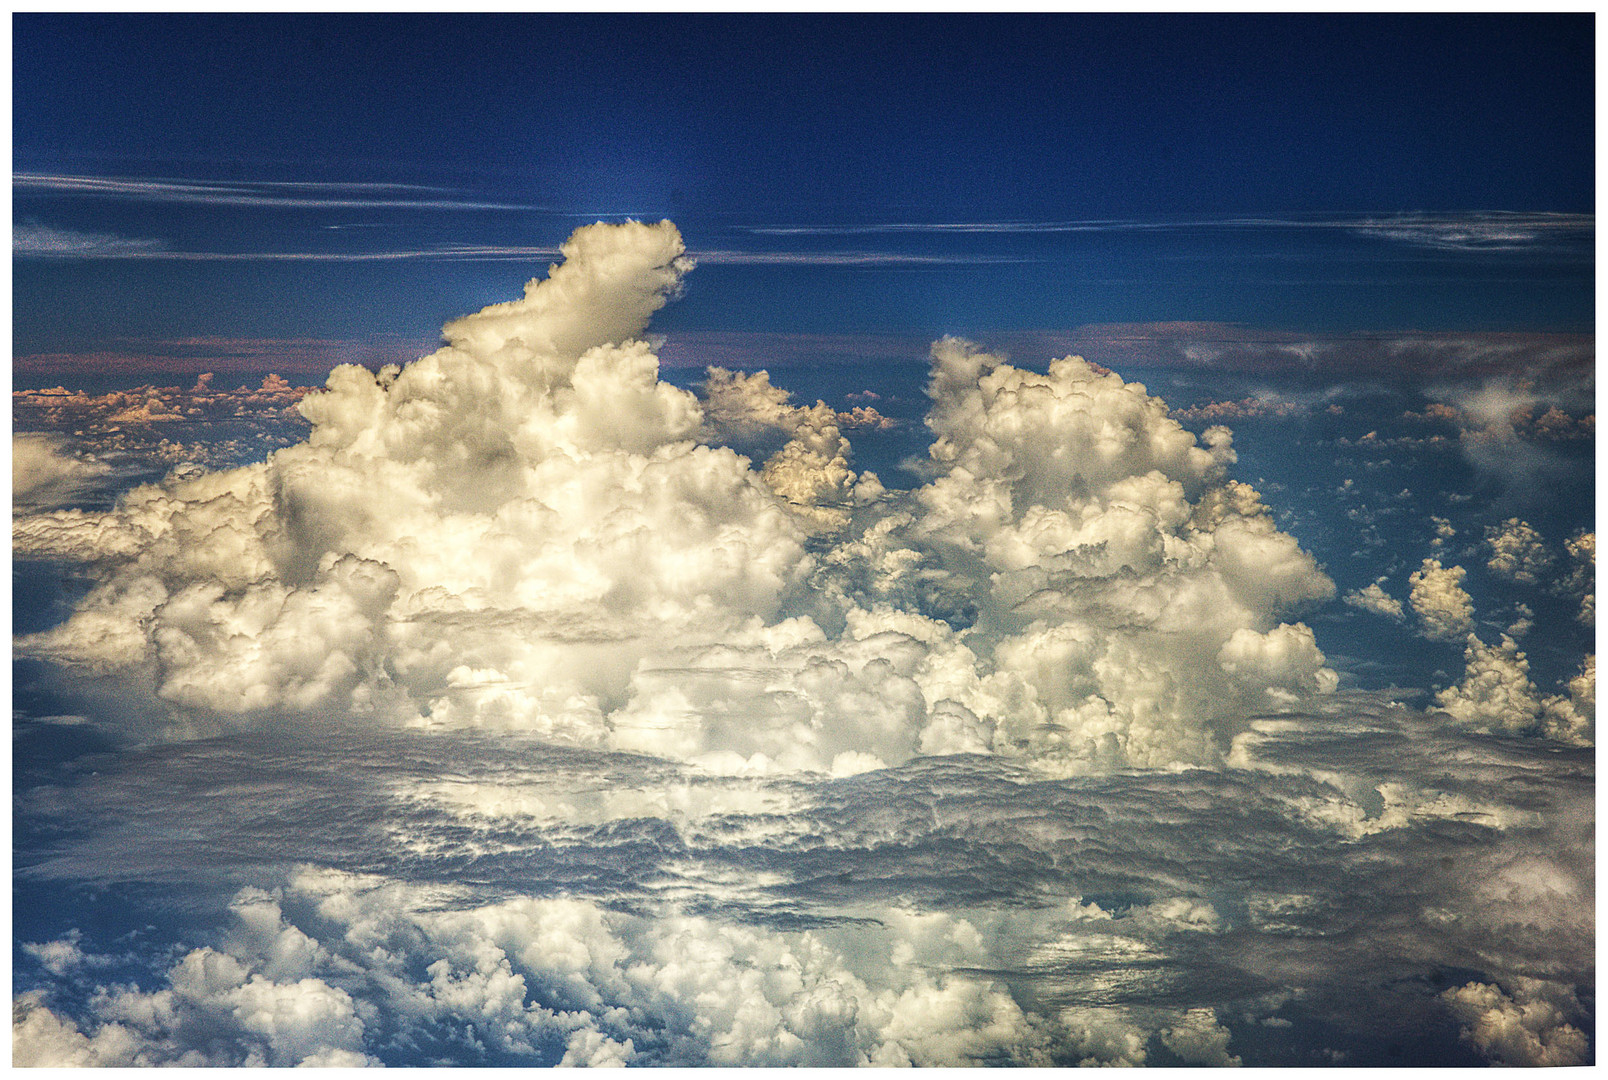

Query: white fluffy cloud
[
  {"left": 1434, "top": 634, "right": 1542, "bottom": 734},
  {"left": 1343, "top": 580, "right": 1404, "bottom": 620},
  {"left": 1562, "top": 530, "right": 1594, "bottom": 624},
  {"left": 1442, "top": 977, "right": 1590, "bottom": 1066},
  {"left": 12, "top": 432, "right": 113, "bottom": 510},
  {"left": 1483, "top": 517, "right": 1552, "bottom": 583},
  {"left": 12, "top": 218, "right": 1595, "bottom": 1069},
  {"left": 1407, "top": 558, "right": 1475, "bottom": 641},
  {"left": 1434, "top": 635, "right": 1594, "bottom": 746},
  {"left": 14, "top": 220, "right": 1337, "bottom": 775},
  {"left": 14, "top": 871, "right": 1253, "bottom": 1068}
]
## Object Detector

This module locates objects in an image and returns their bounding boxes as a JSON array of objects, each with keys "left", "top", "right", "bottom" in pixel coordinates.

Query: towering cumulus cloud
[
  {"left": 15, "top": 220, "right": 1333, "bottom": 773},
  {"left": 14, "top": 223, "right": 1590, "bottom": 1067}
]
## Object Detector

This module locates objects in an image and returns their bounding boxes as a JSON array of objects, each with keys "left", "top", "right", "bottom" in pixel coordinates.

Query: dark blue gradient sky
[{"left": 12, "top": 13, "right": 1595, "bottom": 366}]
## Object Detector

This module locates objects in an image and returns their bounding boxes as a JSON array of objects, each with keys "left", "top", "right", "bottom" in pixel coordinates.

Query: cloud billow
[
  {"left": 15, "top": 220, "right": 1337, "bottom": 775},
  {"left": 12, "top": 221, "right": 1593, "bottom": 1066}
]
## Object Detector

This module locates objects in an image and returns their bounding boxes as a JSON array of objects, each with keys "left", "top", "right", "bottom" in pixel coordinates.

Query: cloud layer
[
  {"left": 13, "top": 220, "right": 1594, "bottom": 1067},
  {"left": 13, "top": 701, "right": 1593, "bottom": 1067}
]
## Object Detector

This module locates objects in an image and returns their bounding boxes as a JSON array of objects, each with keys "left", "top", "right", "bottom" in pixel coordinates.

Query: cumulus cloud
[
  {"left": 19, "top": 870, "right": 1218, "bottom": 1067},
  {"left": 1434, "top": 634, "right": 1542, "bottom": 735},
  {"left": 14, "top": 220, "right": 1338, "bottom": 774},
  {"left": 1169, "top": 395, "right": 1305, "bottom": 423},
  {"left": 1434, "top": 636, "right": 1593, "bottom": 747},
  {"left": 14, "top": 891, "right": 375, "bottom": 1067},
  {"left": 16, "top": 372, "right": 312, "bottom": 426},
  {"left": 1442, "top": 977, "right": 1591, "bottom": 1066},
  {"left": 15, "top": 374, "right": 318, "bottom": 472},
  {"left": 13, "top": 433, "right": 114, "bottom": 510},
  {"left": 1484, "top": 517, "right": 1552, "bottom": 583},
  {"left": 1407, "top": 559, "right": 1475, "bottom": 641},
  {"left": 13, "top": 219, "right": 1592, "bottom": 1066},
  {"left": 1562, "top": 530, "right": 1594, "bottom": 624},
  {"left": 1343, "top": 580, "right": 1404, "bottom": 620}
]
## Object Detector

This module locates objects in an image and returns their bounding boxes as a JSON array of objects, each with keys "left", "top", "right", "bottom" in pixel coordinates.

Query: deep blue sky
[{"left": 12, "top": 13, "right": 1596, "bottom": 368}]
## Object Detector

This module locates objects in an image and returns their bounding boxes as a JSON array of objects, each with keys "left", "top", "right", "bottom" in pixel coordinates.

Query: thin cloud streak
[
  {"left": 744, "top": 212, "right": 1594, "bottom": 253},
  {"left": 13, "top": 236, "right": 1027, "bottom": 267},
  {"left": 13, "top": 222, "right": 168, "bottom": 257},
  {"left": 14, "top": 173, "right": 542, "bottom": 211}
]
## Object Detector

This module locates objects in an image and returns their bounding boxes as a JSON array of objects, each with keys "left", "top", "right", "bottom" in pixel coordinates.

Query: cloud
[
  {"left": 1343, "top": 581, "right": 1404, "bottom": 621},
  {"left": 1433, "top": 635, "right": 1594, "bottom": 746},
  {"left": 15, "top": 219, "right": 1338, "bottom": 775},
  {"left": 1407, "top": 559, "right": 1475, "bottom": 641},
  {"left": 741, "top": 211, "right": 1594, "bottom": 254},
  {"left": 13, "top": 222, "right": 166, "bottom": 257},
  {"left": 1442, "top": 978, "right": 1591, "bottom": 1066},
  {"left": 13, "top": 700, "right": 1594, "bottom": 1066},
  {"left": 1434, "top": 634, "right": 1543, "bottom": 735},
  {"left": 1429, "top": 515, "right": 1456, "bottom": 550},
  {"left": 17, "top": 371, "right": 312, "bottom": 423},
  {"left": 15, "top": 335, "right": 431, "bottom": 376},
  {"left": 1483, "top": 518, "right": 1552, "bottom": 583},
  {"left": 15, "top": 374, "right": 322, "bottom": 473},
  {"left": 1416, "top": 380, "right": 1596, "bottom": 499},
  {"left": 13, "top": 433, "right": 115, "bottom": 510},
  {"left": 1169, "top": 395, "right": 1306, "bottom": 423},
  {"left": 14, "top": 172, "right": 536, "bottom": 211},
  {"left": 1023, "top": 323, "right": 1595, "bottom": 384},
  {"left": 1346, "top": 211, "right": 1594, "bottom": 253},
  {"left": 12, "top": 219, "right": 1593, "bottom": 1066},
  {"left": 13, "top": 241, "right": 565, "bottom": 264},
  {"left": 14, "top": 237, "right": 1023, "bottom": 266},
  {"left": 1561, "top": 531, "right": 1594, "bottom": 625},
  {"left": 690, "top": 249, "right": 1030, "bottom": 266}
]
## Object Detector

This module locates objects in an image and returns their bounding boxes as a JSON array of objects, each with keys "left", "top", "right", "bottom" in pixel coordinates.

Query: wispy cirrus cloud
[
  {"left": 743, "top": 212, "right": 1594, "bottom": 254},
  {"left": 14, "top": 172, "right": 539, "bottom": 211},
  {"left": 13, "top": 232, "right": 1024, "bottom": 267},
  {"left": 13, "top": 222, "right": 168, "bottom": 257},
  {"left": 13, "top": 242, "right": 562, "bottom": 263},
  {"left": 1347, "top": 212, "right": 1595, "bottom": 252}
]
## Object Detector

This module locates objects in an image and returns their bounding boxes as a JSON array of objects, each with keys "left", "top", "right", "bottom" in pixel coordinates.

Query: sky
[
  {"left": 10, "top": 13, "right": 1597, "bottom": 1069},
  {"left": 12, "top": 12, "right": 1596, "bottom": 367}
]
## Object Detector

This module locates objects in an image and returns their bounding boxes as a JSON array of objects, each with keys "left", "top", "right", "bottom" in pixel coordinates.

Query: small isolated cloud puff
[
  {"left": 1408, "top": 559, "right": 1475, "bottom": 642},
  {"left": 1484, "top": 518, "right": 1552, "bottom": 584},
  {"left": 1442, "top": 977, "right": 1591, "bottom": 1066},
  {"left": 1343, "top": 580, "right": 1404, "bottom": 621},
  {"left": 16, "top": 220, "right": 1337, "bottom": 773},
  {"left": 1429, "top": 515, "right": 1456, "bottom": 550}
]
